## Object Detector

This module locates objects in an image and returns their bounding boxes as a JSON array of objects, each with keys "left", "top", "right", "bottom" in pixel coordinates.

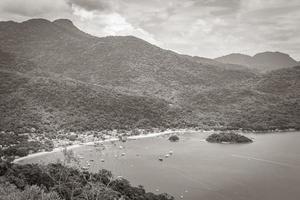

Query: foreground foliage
[{"left": 0, "top": 161, "right": 174, "bottom": 200}]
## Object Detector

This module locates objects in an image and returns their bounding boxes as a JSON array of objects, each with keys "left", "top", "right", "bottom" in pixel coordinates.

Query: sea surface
[{"left": 19, "top": 131, "right": 300, "bottom": 200}]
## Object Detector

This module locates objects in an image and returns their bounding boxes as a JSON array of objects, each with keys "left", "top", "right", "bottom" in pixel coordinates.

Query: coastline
[
  {"left": 13, "top": 128, "right": 295, "bottom": 163},
  {"left": 13, "top": 129, "right": 202, "bottom": 163}
]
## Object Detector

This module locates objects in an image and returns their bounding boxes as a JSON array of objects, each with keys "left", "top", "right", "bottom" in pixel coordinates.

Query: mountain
[
  {"left": 0, "top": 18, "right": 299, "bottom": 132},
  {"left": 0, "top": 18, "right": 256, "bottom": 103},
  {"left": 215, "top": 52, "right": 298, "bottom": 72}
]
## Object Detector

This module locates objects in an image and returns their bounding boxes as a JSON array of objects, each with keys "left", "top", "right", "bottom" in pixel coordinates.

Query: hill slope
[
  {"left": 0, "top": 18, "right": 299, "bottom": 132},
  {"left": 186, "top": 66, "right": 300, "bottom": 130},
  {"left": 0, "top": 18, "right": 256, "bottom": 103},
  {"left": 0, "top": 70, "right": 192, "bottom": 133}
]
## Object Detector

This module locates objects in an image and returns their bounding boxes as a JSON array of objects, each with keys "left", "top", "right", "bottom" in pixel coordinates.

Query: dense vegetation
[
  {"left": 206, "top": 132, "right": 253, "bottom": 143},
  {"left": 0, "top": 131, "right": 54, "bottom": 161},
  {"left": 186, "top": 66, "right": 300, "bottom": 131},
  {"left": 0, "top": 161, "right": 174, "bottom": 200},
  {"left": 0, "top": 70, "right": 193, "bottom": 134}
]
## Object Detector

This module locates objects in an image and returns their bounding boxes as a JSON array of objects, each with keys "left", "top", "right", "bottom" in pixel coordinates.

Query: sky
[{"left": 0, "top": 0, "right": 300, "bottom": 60}]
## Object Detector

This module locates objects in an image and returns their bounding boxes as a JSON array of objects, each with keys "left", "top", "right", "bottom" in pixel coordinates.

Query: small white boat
[
  {"left": 101, "top": 159, "right": 105, "bottom": 162},
  {"left": 158, "top": 157, "right": 163, "bottom": 161},
  {"left": 165, "top": 154, "right": 170, "bottom": 158},
  {"left": 121, "top": 153, "right": 126, "bottom": 156},
  {"left": 169, "top": 150, "right": 173, "bottom": 155}
]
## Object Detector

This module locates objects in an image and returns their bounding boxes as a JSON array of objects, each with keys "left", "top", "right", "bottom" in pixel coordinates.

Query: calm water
[{"left": 19, "top": 132, "right": 300, "bottom": 200}]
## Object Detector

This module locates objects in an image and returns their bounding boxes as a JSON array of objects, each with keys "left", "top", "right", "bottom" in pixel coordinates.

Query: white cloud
[
  {"left": 71, "top": 6, "right": 160, "bottom": 45},
  {"left": 0, "top": 0, "right": 70, "bottom": 20},
  {"left": 0, "top": 0, "right": 299, "bottom": 60}
]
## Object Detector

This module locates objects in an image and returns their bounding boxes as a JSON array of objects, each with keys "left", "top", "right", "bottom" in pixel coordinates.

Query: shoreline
[
  {"left": 13, "top": 129, "right": 202, "bottom": 163},
  {"left": 13, "top": 129, "right": 297, "bottom": 163}
]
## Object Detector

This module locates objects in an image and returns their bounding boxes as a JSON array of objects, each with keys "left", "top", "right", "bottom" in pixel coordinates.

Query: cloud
[
  {"left": 66, "top": 0, "right": 113, "bottom": 12},
  {"left": 71, "top": 5, "right": 160, "bottom": 45},
  {"left": 0, "top": 0, "right": 70, "bottom": 19},
  {"left": 0, "top": 0, "right": 299, "bottom": 60}
]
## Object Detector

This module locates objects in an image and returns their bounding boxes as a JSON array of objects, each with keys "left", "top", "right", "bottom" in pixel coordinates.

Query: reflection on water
[{"left": 20, "top": 132, "right": 300, "bottom": 200}]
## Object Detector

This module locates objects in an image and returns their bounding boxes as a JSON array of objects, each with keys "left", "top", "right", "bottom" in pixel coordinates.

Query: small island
[
  {"left": 169, "top": 135, "right": 179, "bottom": 142},
  {"left": 206, "top": 132, "right": 253, "bottom": 144}
]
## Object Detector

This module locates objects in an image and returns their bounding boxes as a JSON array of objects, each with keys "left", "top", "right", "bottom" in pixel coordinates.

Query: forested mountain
[
  {"left": 0, "top": 18, "right": 256, "bottom": 102},
  {"left": 215, "top": 52, "right": 298, "bottom": 72},
  {"left": 0, "top": 18, "right": 299, "bottom": 133}
]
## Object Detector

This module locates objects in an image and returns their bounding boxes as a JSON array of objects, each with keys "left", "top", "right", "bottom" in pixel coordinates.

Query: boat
[
  {"left": 121, "top": 153, "right": 126, "bottom": 156},
  {"left": 165, "top": 154, "right": 170, "bottom": 158},
  {"left": 158, "top": 157, "right": 163, "bottom": 161}
]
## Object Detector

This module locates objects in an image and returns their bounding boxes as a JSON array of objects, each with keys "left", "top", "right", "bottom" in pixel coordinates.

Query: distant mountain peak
[
  {"left": 253, "top": 51, "right": 291, "bottom": 58},
  {"left": 215, "top": 51, "right": 298, "bottom": 72}
]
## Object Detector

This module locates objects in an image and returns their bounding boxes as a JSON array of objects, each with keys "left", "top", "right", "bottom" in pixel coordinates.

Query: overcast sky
[{"left": 0, "top": 0, "right": 300, "bottom": 60}]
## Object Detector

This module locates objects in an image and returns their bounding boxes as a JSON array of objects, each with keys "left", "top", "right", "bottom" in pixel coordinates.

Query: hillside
[
  {"left": 186, "top": 66, "right": 300, "bottom": 130},
  {"left": 0, "top": 70, "right": 191, "bottom": 134},
  {"left": 0, "top": 18, "right": 256, "bottom": 103},
  {"left": 215, "top": 52, "right": 298, "bottom": 72},
  {"left": 0, "top": 18, "right": 299, "bottom": 134}
]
